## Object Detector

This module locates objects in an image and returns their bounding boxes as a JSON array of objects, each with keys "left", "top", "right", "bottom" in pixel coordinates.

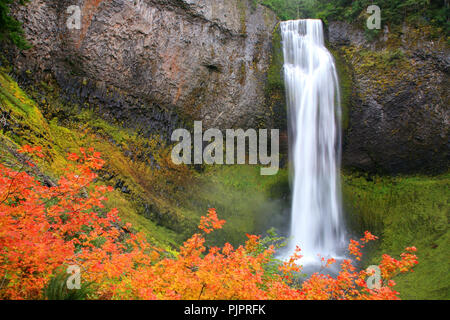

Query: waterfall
[{"left": 280, "top": 19, "right": 345, "bottom": 265}]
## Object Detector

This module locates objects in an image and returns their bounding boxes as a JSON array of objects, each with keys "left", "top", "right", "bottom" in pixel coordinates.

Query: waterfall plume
[{"left": 280, "top": 19, "right": 346, "bottom": 265}]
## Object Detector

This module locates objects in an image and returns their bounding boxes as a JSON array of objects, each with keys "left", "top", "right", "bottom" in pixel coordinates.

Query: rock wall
[
  {"left": 10, "top": 0, "right": 278, "bottom": 133},
  {"left": 328, "top": 21, "right": 449, "bottom": 174}
]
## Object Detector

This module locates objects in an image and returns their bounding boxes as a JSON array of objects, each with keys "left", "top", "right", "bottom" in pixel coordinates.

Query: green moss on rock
[
  {"left": 343, "top": 171, "right": 450, "bottom": 299},
  {"left": 266, "top": 23, "right": 284, "bottom": 93},
  {"left": 330, "top": 48, "right": 351, "bottom": 130}
]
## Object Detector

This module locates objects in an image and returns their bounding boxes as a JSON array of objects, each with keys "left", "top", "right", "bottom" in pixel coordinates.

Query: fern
[{"left": 43, "top": 269, "right": 94, "bottom": 300}]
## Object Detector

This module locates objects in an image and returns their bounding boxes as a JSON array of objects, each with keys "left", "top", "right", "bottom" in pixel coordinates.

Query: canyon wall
[
  {"left": 328, "top": 21, "right": 449, "bottom": 173},
  {"left": 10, "top": 0, "right": 278, "bottom": 135}
]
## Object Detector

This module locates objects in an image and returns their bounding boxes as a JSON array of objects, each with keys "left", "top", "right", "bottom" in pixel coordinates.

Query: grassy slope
[{"left": 343, "top": 172, "right": 450, "bottom": 299}]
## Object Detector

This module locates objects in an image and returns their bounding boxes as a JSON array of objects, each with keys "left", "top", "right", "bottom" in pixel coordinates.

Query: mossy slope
[{"left": 343, "top": 172, "right": 450, "bottom": 299}]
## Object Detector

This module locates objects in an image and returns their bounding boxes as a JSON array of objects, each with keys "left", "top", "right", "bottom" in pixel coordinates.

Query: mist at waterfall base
[{"left": 276, "top": 19, "right": 348, "bottom": 274}]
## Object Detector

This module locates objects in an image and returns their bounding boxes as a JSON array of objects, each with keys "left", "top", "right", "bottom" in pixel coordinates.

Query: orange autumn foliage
[{"left": 0, "top": 146, "right": 418, "bottom": 300}]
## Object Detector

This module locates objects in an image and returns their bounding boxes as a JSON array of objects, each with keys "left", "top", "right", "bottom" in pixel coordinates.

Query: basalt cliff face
[
  {"left": 10, "top": 0, "right": 278, "bottom": 134},
  {"left": 328, "top": 21, "right": 449, "bottom": 174}
]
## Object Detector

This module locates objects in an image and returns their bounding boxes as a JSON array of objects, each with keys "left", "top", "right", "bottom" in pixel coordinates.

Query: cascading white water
[{"left": 281, "top": 19, "right": 345, "bottom": 264}]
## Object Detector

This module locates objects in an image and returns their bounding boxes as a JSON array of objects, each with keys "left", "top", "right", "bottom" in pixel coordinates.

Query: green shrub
[
  {"left": 0, "top": 0, "right": 30, "bottom": 49},
  {"left": 256, "top": 0, "right": 449, "bottom": 37},
  {"left": 43, "top": 269, "right": 94, "bottom": 300}
]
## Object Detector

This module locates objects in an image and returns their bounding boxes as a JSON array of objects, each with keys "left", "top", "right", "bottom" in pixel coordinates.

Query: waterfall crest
[{"left": 281, "top": 19, "right": 345, "bottom": 264}]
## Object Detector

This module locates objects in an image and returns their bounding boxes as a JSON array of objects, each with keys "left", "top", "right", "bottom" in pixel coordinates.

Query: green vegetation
[
  {"left": 0, "top": 69, "right": 179, "bottom": 249},
  {"left": 43, "top": 269, "right": 94, "bottom": 300},
  {"left": 265, "top": 23, "right": 288, "bottom": 131},
  {"left": 266, "top": 24, "right": 284, "bottom": 93},
  {"left": 258, "top": 0, "right": 315, "bottom": 20},
  {"left": 329, "top": 48, "right": 351, "bottom": 130},
  {"left": 313, "top": 0, "right": 448, "bottom": 33},
  {"left": 335, "top": 45, "right": 416, "bottom": 100},
  {"left": 0, "top": 0, "right": 30, "bottom": 49},
  {"left": 343, "top": 172, "right": 450, "bottom": 299},
  {"left": 185, "top": 165, "right": 290, "bottom": 248}
]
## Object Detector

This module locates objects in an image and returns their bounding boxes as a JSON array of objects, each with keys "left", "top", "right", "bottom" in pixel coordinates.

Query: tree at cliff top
[
  {"left": 259, "top": 0, "right": 449, "bottom": 35},
  {"left": 313, "top": 0, "right": 448, "bottom": 30},
  {"left": 0, "top": 0, "right": 30, "bottom": 49},
  {"left": 259, "top": 0, "right": 316, "bottom": 20}
]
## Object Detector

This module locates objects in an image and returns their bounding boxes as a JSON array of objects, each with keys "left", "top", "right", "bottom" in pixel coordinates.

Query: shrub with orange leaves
[
  {"left": 0, "top": 146, "right": 418, "bottom": 300},
  {"left": 0, "top": 146, "right": 154, "bottom": 299},
  {"left": 299, "top": 232, "right": 418, "bottom": 300}
]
